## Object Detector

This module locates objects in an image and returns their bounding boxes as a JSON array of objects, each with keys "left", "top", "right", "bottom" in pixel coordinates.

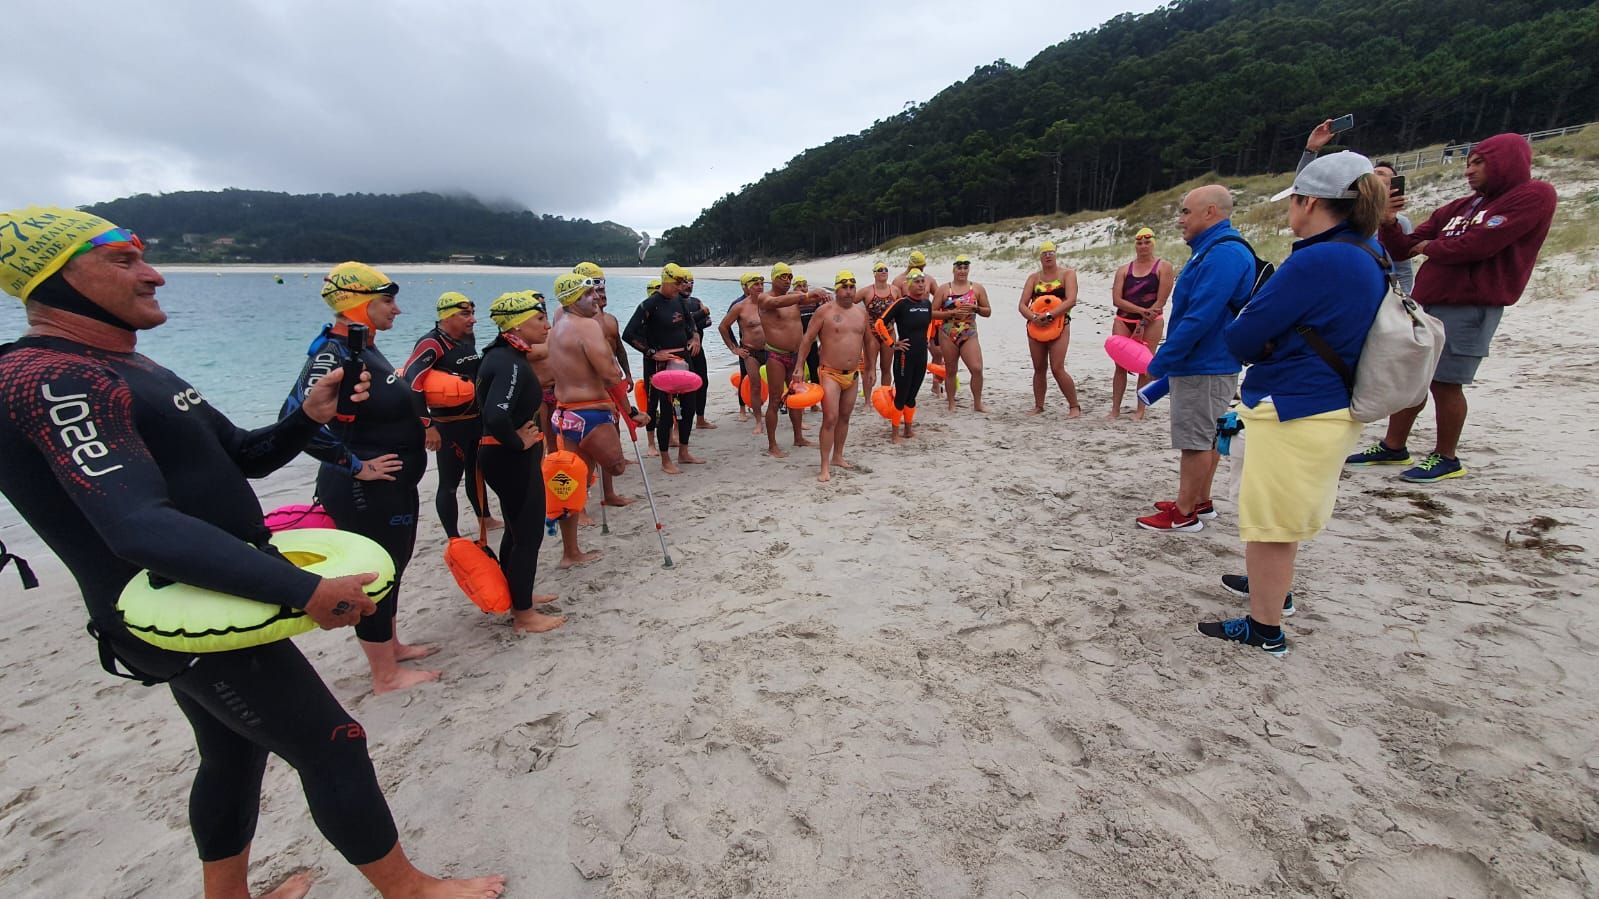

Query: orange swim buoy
[
  {"left": 739, "top": 373, "right": 769, "bottom": 405},
  {"left": 728, "top": 370, "right": 742, "bottom": 388},
  {"left": 1027, "top": 296, "right": 1067, "bottom": 342},
  {"left": 784, "top": 382, "right": 824, "bottom": 410},
  {"left": 444, "top": 537, "right": 510, "bottom": 614},
  {"left": 542, "top": 449, "right": 589, "bottom": 522},
  {"left": 928, "top": 362, "right": 947, "bottom": 380},
  {"left": 633, "top": 378, "right": 647, "bottom": 410},
  {"left": 418, "top": 369, "right": 475, "bottom": 407},
  {"left": 871, "top": 385, "right": 901, "bottom": 424}
]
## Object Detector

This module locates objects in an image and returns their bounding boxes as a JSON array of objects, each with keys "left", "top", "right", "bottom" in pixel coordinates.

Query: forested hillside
[
  {"left": 86, "top": 190, "right": 648, "bottom": 265},
  {"left": 662, "top": 0, "right": 1598, "bottom": 262}
]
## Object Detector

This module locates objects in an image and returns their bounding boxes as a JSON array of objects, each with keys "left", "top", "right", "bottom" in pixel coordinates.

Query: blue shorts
[
  {"left": 552, "top": 408, "right": 614, "bottom": 443},
  {"left": 1427, "top": 304, "right": 1504, "bottom": 385}
]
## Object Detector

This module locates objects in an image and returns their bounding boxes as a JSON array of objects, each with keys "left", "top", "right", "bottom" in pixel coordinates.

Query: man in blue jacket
[{"left": 1138, "top": 185, "right": 1253, "bottom": 532}]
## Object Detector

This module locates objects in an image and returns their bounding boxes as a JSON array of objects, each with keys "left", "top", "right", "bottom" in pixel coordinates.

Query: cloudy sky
[{"left": 9, "top": 0, "right": 1162, "bottom": 236}]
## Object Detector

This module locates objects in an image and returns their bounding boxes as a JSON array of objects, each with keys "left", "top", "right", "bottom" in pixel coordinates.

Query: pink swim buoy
[
  {"left": 264, "top": 504, "right": 336, "bottom": 532},
  {"left": 1104, "top": 335, "right": 1153, "bottom": 374},
  {"left": 650, "top": 369, "right": 705, "bottom": 395}
]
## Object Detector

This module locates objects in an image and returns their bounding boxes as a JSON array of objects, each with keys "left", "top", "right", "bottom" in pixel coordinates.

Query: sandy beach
[{"left": 4, "top": 216, "right": 1599, "bottom": 895}]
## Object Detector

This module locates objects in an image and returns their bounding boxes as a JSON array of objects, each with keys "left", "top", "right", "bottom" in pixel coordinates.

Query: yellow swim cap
[
  {"left": 872, "top": 261, "right": 889, "bottom": 273},
  {"left": 834, "top": 270, "right": 856, "bottom": 286},
  {"left": 771, "top": 261, "right": 792, "bottom": 279},
  {"left": 321, "top": 262, "right": 397, "bottom": 313},
  {"left": 0, "top": 206, "right": 121, "bottom": 300},
  {"left": 573, "top": 261, "right": 605, "bottom": 279},
  {"left": 793, "top": 275, "right": 809, "bottom": 288},
  {"left": 953, "top": 254, "right": 971, "bottom": 265},
  {"left": 646, "top": 278, "right": 661, "bottom": 294},
  {"left": 909, "top": 250, "right": 926, "bottom": 266},
  {"left": 1134, "top": 227, "right": 1155, "bottom": 240},
  {"left": 1040, "top": 241, "right": 1058, "bottom": 254},
  {"left": 662, "top": 262, "right": 692, "bottom": 282},
  {"left": 436, "top": 291, "right": 472, "bottom": 320},
  {"left": 555, "top": 272, "right": 595, "bottom": 307},
  {"left": 489, "top": 290, "right": 546, "bottom": 331},
  {"left": 907, "top": 268, "right": 925, "bottom": 281},
  {"left": 739, "top": 272, "right": 764, "bottom": 287}
]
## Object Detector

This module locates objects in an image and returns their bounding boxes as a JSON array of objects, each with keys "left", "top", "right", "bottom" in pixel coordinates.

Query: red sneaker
[
  {"left": 1137, "top": 507, "right": 1204, "bottom": 532},
  {"left": 1154, "top": 499, "right": 1218, "bottom": 521}
]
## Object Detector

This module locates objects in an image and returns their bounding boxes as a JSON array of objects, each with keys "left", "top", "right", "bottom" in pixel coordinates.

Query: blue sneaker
[
  {"left": 1197, "top": 616, "right": 1288, "bottom": 656},
  {"left": 1220, "top": 574, "right": 1295, "bottom": 616},
  {"left": 1402, "top": 452, "right": 1466, "bottom": 483},
  {"left": 1346, "top": 441, "right": 1413, "bottom": 466}
]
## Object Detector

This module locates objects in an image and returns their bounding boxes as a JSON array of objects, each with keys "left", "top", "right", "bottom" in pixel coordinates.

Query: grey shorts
[
  {"left": 1427, "top": 304, "right": 1504, "bottom": 385},
  {"left": 1169, "top": 373, "right": 1238, "bottom": 451}
]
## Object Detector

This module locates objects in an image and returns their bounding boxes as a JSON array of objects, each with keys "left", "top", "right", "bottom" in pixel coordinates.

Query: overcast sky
[{"left": 9, "top": 0, "right": 1163, "bottom": 236}]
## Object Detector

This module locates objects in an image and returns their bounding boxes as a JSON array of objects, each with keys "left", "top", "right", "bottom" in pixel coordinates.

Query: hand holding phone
[
  {"left": 335, "top": 324, "right": 367, "bottom": 423},
  {"left": 1390, "top": 174, "right": 1406, "bottom": 196},
  {"left": 1330, "top": 114, "right": 1355, "bottom": 134}
]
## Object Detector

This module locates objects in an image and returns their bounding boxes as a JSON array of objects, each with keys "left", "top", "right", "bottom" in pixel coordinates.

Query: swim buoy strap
[
  {"left": 607, "top": 382, "right": 637, "bottom": 441},
  {"left": 0, "top": 539, "right": 38, "bottom": 590},
  {"left": 873, "top": 319, "right": 894, "bottom": 345}
]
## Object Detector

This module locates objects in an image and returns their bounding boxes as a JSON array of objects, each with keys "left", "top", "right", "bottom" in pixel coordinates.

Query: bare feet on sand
[
  {"left": 661, "top": 458, "right": 683, "bottom": 474},
  {"left": 395, "top": 642, "right": 439, "bottom": 662},
  {"left": 792, "top": 436, "right": 814, "bottom": 447},
  {"left": 1067, "top": 406, "right": 1083, "bottom": 419},
  {"left": 481, "top": 516, "right": 504, "bottom": 530},
  {"left": 677, "top": 450, "right": 704, "bottom": 464},
  {"left": 1106, "top": 409, "right": 1121, "bottom": 421},
  {"left": 373, "top": 667, "right": 441, "bottom": 695},
  {"left": 512, "top": 608, "right": 566, "bottom": 633},
  {"left": 751, "top": 422, "right": 764, "bottom": 436},
  {"left": 697, "top": 418, "right": 717, "bottom": 429},
  {"left": 766, "top": 446, "right": 787, "bottom": 458},
  {"left": 832, "top": 458, "right": 855, "bottom": 469},
  {"left": 259, "top": 869, "right": 315, "bottom": 899},
  {"left": 392, "top": 874, "right": 508, "bottom": 898},
  {"left": 817, "top": 468, "right": 832, "bottom": 483},
  {"left": 559, "top": 549, "right": 603, "bottom": 569},
  {"left": 973, "top": 400, "right": 987, "bottom": 413},
  {"left": 1028, "top": 405, "right": 1044, "bottom": 415},
  {"left": 602, "top": 494, "right": 636, "bottom": 507}
]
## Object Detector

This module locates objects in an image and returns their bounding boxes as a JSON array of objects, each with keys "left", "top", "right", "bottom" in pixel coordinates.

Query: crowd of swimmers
[{"left": 0, "top": 127, "right": 1557, "bottom": 895}]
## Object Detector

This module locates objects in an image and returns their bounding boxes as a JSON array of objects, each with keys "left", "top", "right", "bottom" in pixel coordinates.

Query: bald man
[{"left": 1137, "top": 185, "right": 1253, "bottom": 533}]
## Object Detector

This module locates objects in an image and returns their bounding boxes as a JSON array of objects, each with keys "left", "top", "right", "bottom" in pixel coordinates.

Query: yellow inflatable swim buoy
[{"left": 117, "top": 529, "right": 395, "bottom": 653}]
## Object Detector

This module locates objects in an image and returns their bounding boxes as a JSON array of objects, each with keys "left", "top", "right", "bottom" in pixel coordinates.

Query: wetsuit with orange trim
[
  {"left": 401, "top": 326, "right": 483, "bottom": 538},
  {"left": 475, "top": 332, "right": 545, "bottom": 612},
  {"left": 879, "top": 295, "right": 933, "bottom": 412}
]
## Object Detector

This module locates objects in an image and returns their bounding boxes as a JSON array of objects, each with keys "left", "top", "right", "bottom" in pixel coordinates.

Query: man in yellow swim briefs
[{"left": 793, "top": 270, "right": 870, "bottom": 483}]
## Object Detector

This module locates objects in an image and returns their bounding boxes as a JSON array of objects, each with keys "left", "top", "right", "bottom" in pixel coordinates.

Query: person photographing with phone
[
  {"left": 1301, "top": 117, "right": 1416, "bottom": 295},
  {"left": 0, "top": 210, "right": 504, "bottom": 899},
  {"left": 285, "top": 262, "right": 441, "bottom": 695}
]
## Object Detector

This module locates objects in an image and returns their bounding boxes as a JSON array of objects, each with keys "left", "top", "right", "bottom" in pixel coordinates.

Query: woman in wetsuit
[
  {"left": 477, "top": 291, "right": 566, "bottom": 634},
  {"left": 285, "top": 262, "right": 437, "bottom": 695},
  {"left": 400, "top": 291, "right": 488, "bottom": 538},
  {"left": 1108, "top": 227, "right": 1174, "bottom": 420},
  {"left": 1018, "top": 240, "right": 1082, "bottom": 417},
  {"left": 935, "top": 255, "right": 992, "bottom": 413},
  {"left": 877, "top": 269, "right": 944, "bottom": 443},
  {"left": 860, "top": 261, "right": 900, "bottom": 396}
]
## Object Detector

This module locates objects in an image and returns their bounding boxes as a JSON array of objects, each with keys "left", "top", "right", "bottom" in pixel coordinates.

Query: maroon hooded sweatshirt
[{"left": 1380, "top": 133, "right": 1557, "bottom": 308}]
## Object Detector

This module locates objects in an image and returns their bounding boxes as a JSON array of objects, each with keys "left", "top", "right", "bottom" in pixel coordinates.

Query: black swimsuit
[{"left": 881, "top": 295, "right": 934, "bottom": 409}]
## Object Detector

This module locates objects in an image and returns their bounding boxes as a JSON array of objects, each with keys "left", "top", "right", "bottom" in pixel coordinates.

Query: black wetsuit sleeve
[
  {"left": 10, "top": 362, "right": 320, "bottom": 608},
  {"left": 283, "top": 345, "right": 361, "bottom": 475},
  {"left": 477, "top": 347, "right": 525, "bottom": 448},
  {"left": 690, "top": 299, "right": 711, "bottom": 333},
  {"left": 400, "top": 335, "right": 441, "bottom": 420},
  {"left": 217, "top": 406, "right": 324, "bottom": 478},
  {"left": 622, "top": 299, "right": 652, "bottom": 354}
]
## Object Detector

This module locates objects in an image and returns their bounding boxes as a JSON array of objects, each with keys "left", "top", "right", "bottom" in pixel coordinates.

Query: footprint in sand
[{"left": 1339, "top": 846, "right": 1519, "bottom": 899}]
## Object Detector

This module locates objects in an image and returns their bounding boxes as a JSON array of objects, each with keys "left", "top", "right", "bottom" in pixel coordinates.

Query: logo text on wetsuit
[
  {"left": 41, "top": 383, "right": 124, "bottom": 477},
  {"left": 172, "top": 387, "right": 205, "bottom": 411}
]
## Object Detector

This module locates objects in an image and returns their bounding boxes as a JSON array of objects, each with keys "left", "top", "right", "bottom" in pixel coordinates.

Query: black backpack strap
[
  {"left": 1295, "top": 324, "right": 1355, "bottom": 391},
  {"left": 0, "top": 539, "right": 38, "bottom": 590}
]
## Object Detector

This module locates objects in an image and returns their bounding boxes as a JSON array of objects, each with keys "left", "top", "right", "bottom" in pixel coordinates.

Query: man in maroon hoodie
[{"left": 1346, "top": 133, "right": 1557, "bottom": 482}]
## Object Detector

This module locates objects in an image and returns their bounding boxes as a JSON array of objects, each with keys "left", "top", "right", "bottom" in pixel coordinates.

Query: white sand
[{"left": 4, "top": 236, "right": 1599, "bottom": 895}]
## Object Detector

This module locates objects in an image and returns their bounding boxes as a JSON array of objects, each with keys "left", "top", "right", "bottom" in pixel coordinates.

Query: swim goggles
[
  {"left": 835, "top": 279, "right": 856, "bottom": 287},
  {"left": 72, "top": 227, "right": 145, "bottom": 257},
  {"left": 327, "top": 279, "right": 399, "bottom": 296}
]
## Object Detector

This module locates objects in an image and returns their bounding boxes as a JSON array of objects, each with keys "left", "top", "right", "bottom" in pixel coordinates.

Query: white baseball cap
[{"left": 1270, "top": 151, "right": 1374, "bottom": 201}]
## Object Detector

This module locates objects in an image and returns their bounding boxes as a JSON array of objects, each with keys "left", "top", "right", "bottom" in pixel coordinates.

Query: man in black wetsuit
[
  {"left": 622, "top": 262, "right": 704, "bottom": 474},
  {"left": 0, "top": 207, "right": 504, "bottom": 899},
  {"left": 878, "top": 268, "right": 940, "bottom": 443},
  {"left": 401, "top": 291, "right": 491, "bottom": 539}
]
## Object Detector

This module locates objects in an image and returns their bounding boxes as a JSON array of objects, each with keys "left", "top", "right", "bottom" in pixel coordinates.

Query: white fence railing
[{"left": 1387, "top": 122, "right": 1593, "bottom": 173}]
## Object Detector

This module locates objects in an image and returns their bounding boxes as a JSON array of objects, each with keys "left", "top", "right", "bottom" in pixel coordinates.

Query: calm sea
[{"left": 0, "top": 269, "right": 746, "bottom": 532}]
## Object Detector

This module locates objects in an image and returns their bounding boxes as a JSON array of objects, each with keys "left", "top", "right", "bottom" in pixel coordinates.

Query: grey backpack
[{"left": 1296, "top": 237, "right": 1446, "bottom": 423}]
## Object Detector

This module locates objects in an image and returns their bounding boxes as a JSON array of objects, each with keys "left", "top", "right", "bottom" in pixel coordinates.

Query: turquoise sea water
[{"left": 0, "top": 270, "right": 746, "bottom": 422}]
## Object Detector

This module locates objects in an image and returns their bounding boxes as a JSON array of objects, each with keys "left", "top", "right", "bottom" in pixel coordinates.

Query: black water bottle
[{"left": 335, "top": 324, "right": 367, "bottom": 423}]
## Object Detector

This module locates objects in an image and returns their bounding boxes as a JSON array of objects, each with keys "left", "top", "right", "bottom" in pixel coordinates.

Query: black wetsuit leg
[
  {"left": 316, "top": 461, "right": 421, "bottom": 643},
  {"left": 169, "top": 640, "right": 399, "bottom": 865},
  {"left": 688, "top": 350, "right": 710, "bottom": 420},
  {"left": 478, "top": 443, "right": 545, "bottom": 611},
  {"left": 894, "top": 346, "right": 927, "bottom": 410},
  {"left": 433, "top": 418, "right": 483, "bottom": 539}
]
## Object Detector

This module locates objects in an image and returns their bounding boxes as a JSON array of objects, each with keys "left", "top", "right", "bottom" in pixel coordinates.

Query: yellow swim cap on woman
[
  {"left": 436, "top": 291, "right": 472, "bottom": 320},
  {"left": 1134, "top": 227, "right": 1155, "bottom": 240},
  {"left": 573, "top": 261, "right": 605, "bottom": 279},
  {"left": 739, "top": 272, "right": 763, "bottom": 287},
  {"left": 1040, "top": 241, "right": 1058, "bottom": 254},
  {"left": 0, "top": 206, "right": 121, "bottom": 300},
  {"left": 646, "top": 278, "right": 661, "bottom": 294},
  {"left": 909, "top": 250, "right": 926, "bottom": 266},
  {"left": 489, "top": 290, "right": 545, "bottom": 331},
  {"left": 321, "top": 262, "right": 396, "bottom": 313}
]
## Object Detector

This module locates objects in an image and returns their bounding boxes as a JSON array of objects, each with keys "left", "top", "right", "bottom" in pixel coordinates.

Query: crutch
[{"left": 609, "top": 384, "right": 674, "bottom": 568}]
